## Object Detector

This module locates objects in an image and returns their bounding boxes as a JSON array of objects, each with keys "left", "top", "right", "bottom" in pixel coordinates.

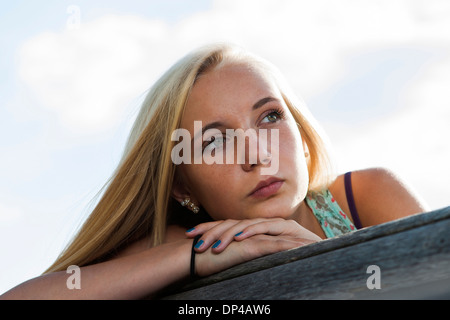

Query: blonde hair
[{"left": 45, "top": 43, "right": 334, "bottom": 273}]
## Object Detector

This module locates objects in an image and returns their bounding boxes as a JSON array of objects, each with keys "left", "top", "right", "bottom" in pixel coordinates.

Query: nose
[{"left": 241, "top": 129, "right": 272, "bottom": 172}]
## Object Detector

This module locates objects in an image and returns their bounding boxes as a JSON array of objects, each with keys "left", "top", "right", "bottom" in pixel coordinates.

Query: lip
[{"left": 248, "top": 177, "right": 284, "bottom": 198}]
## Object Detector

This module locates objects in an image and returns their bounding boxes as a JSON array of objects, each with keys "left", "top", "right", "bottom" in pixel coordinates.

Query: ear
[
  {"left": 171, "top": 173, "right": 199, "bottom": 205},
  {"left": 171, "top": 180, "right": 189, "bottom": 204}
]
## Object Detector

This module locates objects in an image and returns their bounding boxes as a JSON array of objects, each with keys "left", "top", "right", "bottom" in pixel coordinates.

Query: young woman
[{"left": 1, "top": 43, "right": 428, "bottom": 299}]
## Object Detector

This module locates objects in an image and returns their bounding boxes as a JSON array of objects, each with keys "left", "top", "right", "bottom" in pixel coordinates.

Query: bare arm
[
  {"left": 1, "top": 220, "right": 320, "bottom": 300},
  {"left": 0, "top": 238, "right": 193, "bottom": 300}
]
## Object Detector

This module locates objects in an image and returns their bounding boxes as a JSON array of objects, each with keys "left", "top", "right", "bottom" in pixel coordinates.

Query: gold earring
[
  {"left": 181, "top": 197, "right": 199, "bottom": 214},
  {"left": 305, "top": 151, "right": 309, "bottom": 158}
]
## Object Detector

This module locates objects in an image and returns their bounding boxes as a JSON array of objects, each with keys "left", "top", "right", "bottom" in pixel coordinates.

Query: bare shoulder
[{"left": 330, "top": 167, "right": 429, "bottom": 227}]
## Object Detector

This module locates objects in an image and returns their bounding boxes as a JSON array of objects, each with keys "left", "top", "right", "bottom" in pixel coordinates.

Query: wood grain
[{"left": 162, "top": 206, "right": 450, "bottom": 299}]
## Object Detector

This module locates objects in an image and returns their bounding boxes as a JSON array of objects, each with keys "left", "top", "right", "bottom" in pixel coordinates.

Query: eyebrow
[{"left": 252, "top": 96, "right": 278, "bottom": 110}]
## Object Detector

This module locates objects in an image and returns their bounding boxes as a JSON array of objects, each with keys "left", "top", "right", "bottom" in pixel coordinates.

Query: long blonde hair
[{"left": 45, "top": 43, "right": 334, "bottom": 273}]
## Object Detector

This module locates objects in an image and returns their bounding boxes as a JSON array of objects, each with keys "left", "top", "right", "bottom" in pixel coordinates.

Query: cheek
[
  {"left": 185, "top": 165, "right": 243, "bottom": 220},
  {"left": 277, "top": 123, "right": 306, "bottom": 167},
  {"left": 278, "top": 124, "right": 309, "bottom": 191}
]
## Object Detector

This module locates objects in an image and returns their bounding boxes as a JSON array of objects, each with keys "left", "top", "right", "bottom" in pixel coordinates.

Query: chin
[{"left": 247, "top": 201, "right": 297, "bottom": 220}]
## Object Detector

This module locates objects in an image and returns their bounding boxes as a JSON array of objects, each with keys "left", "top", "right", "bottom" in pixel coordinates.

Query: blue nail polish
[
  {"left": 235, "top": 231, "right": 243, "bottom": 237},
  {"left": 186, "top": 227, "right": 195, "bottom": 233},
  {"left": 212, "top": 240, "right": 221, "bottom": 249},
  {"left": 194, "top": 240, "right": 204, "bottom": 249}
]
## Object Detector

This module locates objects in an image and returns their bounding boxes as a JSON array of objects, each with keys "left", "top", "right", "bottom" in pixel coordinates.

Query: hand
[
  {"left": 187, "top": 218, "right": 321, "bottom": 253},
  {"left": 186, "top": 218, "right": 322, "bottom": 277}
]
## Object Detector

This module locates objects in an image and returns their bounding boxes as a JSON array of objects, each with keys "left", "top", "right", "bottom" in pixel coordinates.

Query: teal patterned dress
[{"left": 305, "top": 190, "right": 357, "bottom": 238}]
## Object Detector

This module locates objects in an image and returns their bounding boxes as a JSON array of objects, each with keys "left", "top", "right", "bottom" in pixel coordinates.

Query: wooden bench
[{"left": 162, "top": 206, "right": 450, "bottom": 299}]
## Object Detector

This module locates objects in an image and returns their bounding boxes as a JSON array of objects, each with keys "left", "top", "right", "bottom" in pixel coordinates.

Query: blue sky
[
  {"left": 0, "top": 0, "right": 212, "bottom": 294},
  {"left": 1, "top": 0, "right": 450, "bottom": 294}
]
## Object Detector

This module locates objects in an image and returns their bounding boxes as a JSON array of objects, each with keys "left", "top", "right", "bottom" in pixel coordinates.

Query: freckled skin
[{"left": 176, "top": 62, "right": 310, "bottom": 221}]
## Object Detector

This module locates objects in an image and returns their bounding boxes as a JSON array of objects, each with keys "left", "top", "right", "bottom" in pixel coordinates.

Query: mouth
[{"left": 248, "top": 177, "right": 284, "bottom": 199}]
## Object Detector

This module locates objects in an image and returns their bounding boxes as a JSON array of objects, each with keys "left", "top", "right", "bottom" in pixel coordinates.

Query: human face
[{"left": 174, "top": 62, "right": 309, "bottom": 221}]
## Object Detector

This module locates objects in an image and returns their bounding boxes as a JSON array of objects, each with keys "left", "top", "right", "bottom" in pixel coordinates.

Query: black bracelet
[{"left": 190, "top": 235, "right": 201, "bottom": 280}]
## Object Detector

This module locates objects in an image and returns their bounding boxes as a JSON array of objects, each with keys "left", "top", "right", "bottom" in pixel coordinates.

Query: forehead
[{"left": 181, "top": 62, "right": 281, "bottom": 128}]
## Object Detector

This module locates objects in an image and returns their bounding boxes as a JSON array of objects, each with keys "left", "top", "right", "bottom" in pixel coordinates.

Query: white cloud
[
  {"left": 18, "top": 15, "right": 173, "bottom": 134},
  {"left": 15, "top": 0, "right": 450, "bottom": 209}
]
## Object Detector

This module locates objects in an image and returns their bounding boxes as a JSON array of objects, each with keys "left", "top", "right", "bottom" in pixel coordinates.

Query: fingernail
[
  {"left": 194, "top": 240, "right": 204, "bottom": 249},
  {"left": 212, "top": 240, "right": 221, "bottom": 249},
  {"left": 186, "top": 227, "right": 195, "bottom": 233},
  {"left": 235, "top": 231, "right": 243, "bottom": 237}
]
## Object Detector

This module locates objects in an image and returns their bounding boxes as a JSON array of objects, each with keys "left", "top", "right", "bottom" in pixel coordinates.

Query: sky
[{"left": 1, "top": 0, "right": 449, "bottom": 294}]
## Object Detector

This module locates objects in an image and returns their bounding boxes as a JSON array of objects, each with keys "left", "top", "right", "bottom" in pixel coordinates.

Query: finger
[
  {"left": 193, "top": 219, "right": 242, "bottom": 253},
  {"left": 185, "top": 220, "right": 224, "bottom": 237},
  {"left": 246, "top": 234, "right": 317, "bottom": 256},
  {"left": 210, "top": 218, "right": 267, "bottom": 253},
  {"left": 234, "top": 218, "right": 287, "bottom": 240}
]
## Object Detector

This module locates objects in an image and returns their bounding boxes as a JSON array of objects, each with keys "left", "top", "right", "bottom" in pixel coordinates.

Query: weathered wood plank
[{"left": 162, "top": 206, "right": 450, "bottom": 299}]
